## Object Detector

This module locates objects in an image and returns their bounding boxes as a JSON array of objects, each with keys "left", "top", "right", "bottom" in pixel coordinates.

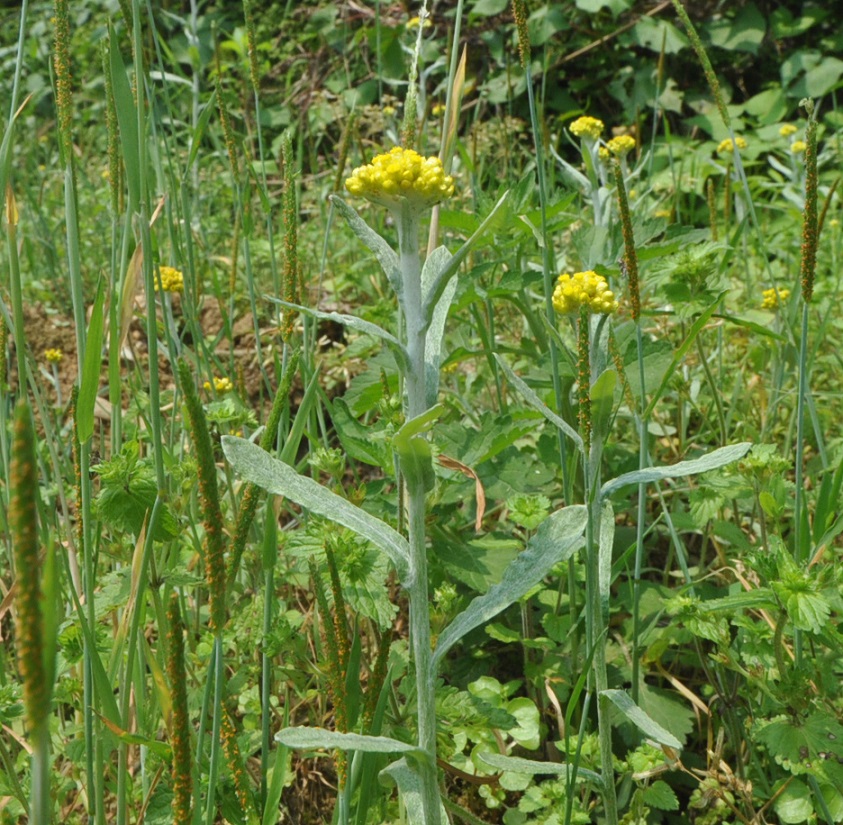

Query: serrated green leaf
[
  {"left": 642, "top": 780, "right": 679, "bottom": 810},
  {"left": 222, "top": 436, "right": 410, "bottom": 581},
  {"left": 754, "top": 713, "right": 843, "bottom": 776},
  {"left": 432, "top": 506, "right": 586, "bottom": 670}
]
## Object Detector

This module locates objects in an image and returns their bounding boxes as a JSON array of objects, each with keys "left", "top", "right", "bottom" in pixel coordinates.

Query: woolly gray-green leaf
[
  {"left": 276, "top": 727, "right": 418, "bottom": 754},
  {"left": 432, "top": 505, "right": 587, "bottom": 670},
  {"left": 380, "top": 758, "right": 448, "bottom": 825},
  {"left": 423, "top": 246, "right": 457, "bottom": 408},
  {"left": 494, "top": 354, "right": 583, "bottom": 450},
  {"left": 267, "top": 297, "right": 408, "bottom": 370},
  {"left": 601, "top": 442, "right": 751, "bottom": 499},
  {"left": 601, "top": 689, "right": 683, "bottom": 749},
  {"left": 222, "top": 437, "right": 410, "bottom": 581},
  {"left": 331, "top": 195, "right": 402, "bottom": 295},
  {"left": 475, "top": 753, "right": 603, "bottom": 787}
]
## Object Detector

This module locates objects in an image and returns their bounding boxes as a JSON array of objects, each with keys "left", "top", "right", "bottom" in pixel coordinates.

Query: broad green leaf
[
  {"left": 702, "top": 589, "right": 777, "bottom": 613},
  {"left": 493, "top": 354, "right": 583, "bottom": 451},
  {"left": 470, "top": 0, "right": 507, "bottom": 15},
  {"left": 76, "top": 279, "right": 105, "bottom": 444},
  {"left": 475, "top": 753, "right": 603, "bottom": 787},
  {"left": 330, "top": 398, "right": 393, "bottom": 470},
  {"left": 331, "top": 195, "right": 402, "bottom": 295},
  {"left": 601, "top": 689, "right": 683, "bottom": 749},
  {"left": 432, "top": 505, "right": 587, "bottom": 670},
  {"left": 706, "top": 3, "right": 766, "bottom": 54},
  {"left": 629, "top": 17, "right": 688, "bottom": 54},
  {"left": 380, "top": 758, "right": 448, "bottom": 825},
  {"left": 222, "top": 436, "right": 410, "bottom": 581},
  {"left": 601, "top": 442, "right": 752, "bottom": 499},
  {"left": 267, "top": 297, "right": 408, "bottom": 370},
  {"left": 783, "top": 588, "right": 831, "bottom": 634},
  {"left": 276, "top": 727, "right": 418, "bottom": 755},
  {"left": 422, "top": 190, "right": 509, "bottom": 322},
  {"left": 773, "top": 778, "right": 813, "bottom": 823},
  {"left": 754, "top": 712, "right": 843, "bottom": 776}
]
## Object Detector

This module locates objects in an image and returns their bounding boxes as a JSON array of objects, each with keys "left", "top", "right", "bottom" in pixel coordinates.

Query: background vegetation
[{"left": 1, "top": 1, "right": 843, "bottom": 824}]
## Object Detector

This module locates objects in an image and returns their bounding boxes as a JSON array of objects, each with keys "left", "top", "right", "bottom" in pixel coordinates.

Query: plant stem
[{"left": 396, "top": 204, "right": 441, "bottom": 825}]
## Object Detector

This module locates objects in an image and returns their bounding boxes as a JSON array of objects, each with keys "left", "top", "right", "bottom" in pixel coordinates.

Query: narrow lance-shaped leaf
[
  {"left": 222, "top": 436, "right": 410, "bottom": 581},
  {"left": 476, "top": 753, "right": 603, "bottom": 787},
  {"left": 331, "top": 195, "right": 402, "bottom": 296},
  {"left": 275, "top": 727, "right": 420, "bottom": 756},
  {"left": 422, "top": 189, "right": 510, "bottom": 321},
  {"left": 601, "top": 442, "right": 751, "bottom": 499},
  {"left": 422, "top": 247, "right": 457, "bottom": 408},
  {"left": 76, "top": 279, "right": 105, "bottom": 444},
  {"left": 494, "top": 354, "right": 583, "bottom": 451},
  {"left": 266, "top": 297, "right": 409, "bottom": 371},
  {"left": 432, "top": 505, "right": 587, "bottom": 670},
  {"left": 380, "top": 758, "right": 450, "bottom": 825},
  {"left": 601, "top": 689, "right": 682, "bottom": 750}
]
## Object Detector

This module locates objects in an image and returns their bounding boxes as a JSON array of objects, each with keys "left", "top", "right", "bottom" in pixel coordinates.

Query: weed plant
[{"left": 1, "top": 2, "right": 843, "bottom": 825}]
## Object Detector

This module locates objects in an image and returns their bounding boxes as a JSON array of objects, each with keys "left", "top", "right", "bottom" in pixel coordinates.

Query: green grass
[{"left": 2, "top": 2, "right": 843, "bottom": 824}]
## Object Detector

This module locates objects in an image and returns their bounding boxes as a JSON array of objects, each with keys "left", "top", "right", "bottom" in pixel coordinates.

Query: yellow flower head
[
  {"left": 552, "top": 271, "right": 619, "bottom": 316},
  {"left": 204, "top": 376, "right": 233, "bottom": 393},
  {"left": 779, "top": 124, "right": 797, "bottom": 138},
  {"left": 607, "top": 134, "right": 636, "bottom": 157},
  {"left": 598, "top": 146, "right": 610, "bottom": 161},
  {"left": 790, "top": 140, "right": 807, "bottom": 154},
  {"left": 156, "top": 265, "right": 184, "bottom": 293},
  {"left": 382, "top": 105, "right": 396, "bottom": 117},
  {"left": 716, "top": 136, "right": 748, "bottom": 155},
  {"left": 345, "top": 147, "right": 454, "bottom": 211},
  {"left": 569, "top": 116, "right": 604, "bottom": 140},
  {"left": 432, "top": 103, "right": 446, "bottom": 117},
  {"left": 44, "top": 348, "right": 63, "bottom": 363},
  {"left": 761, "top": 287, "right": 790, "bottom": 310}
]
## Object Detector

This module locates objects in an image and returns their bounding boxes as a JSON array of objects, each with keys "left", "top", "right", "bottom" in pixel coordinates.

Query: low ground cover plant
[{"left": 1, "top": 1, "right": 843, "bottom": 824}]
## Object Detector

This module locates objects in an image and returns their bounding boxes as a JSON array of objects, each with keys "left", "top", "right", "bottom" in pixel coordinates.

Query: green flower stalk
[
  {"left": 345, "top": 146, "right": 454, "bottom": 825},
  {"left": 177, "top": 359, "right": 227, "bottom": 633},
  {"left": 800, "top": 110, "right": 818, "bottom": 303},
  {"left": 166, "top": 594, "right": 193, "bottom": 825},
  {"left": 552, "top": 274, "right": 619, "bottom": 823},
  {"left": 281, "top": 132, "right": 300, "bottom": 341},
  {"left": 12, "top": 400, "right": 53, "bottom": 825}
]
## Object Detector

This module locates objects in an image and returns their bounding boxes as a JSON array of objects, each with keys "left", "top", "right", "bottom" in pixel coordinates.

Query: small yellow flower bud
[
  {"left": 779, "top": 124, "right": 797, "bottom": 138},
  {"left": 790, "top": 140, "right": 807, "bottom": 154},
  {"left": 156, "top": 265, "right": 184, "bottom": 293},
  {"left": 44, "top": 348, "right": 63, "bottom": 363}
]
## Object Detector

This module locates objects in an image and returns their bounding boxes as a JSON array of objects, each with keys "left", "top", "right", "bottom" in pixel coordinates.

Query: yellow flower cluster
[
  {"left": 790, "top": 140, "right": 807, "bottom": 154},
  {"left": 607, "top": 135, "right": 636, "bottom": 157},
  {"left": 204, "top": 376, "right": 233, "bottom": 393},
  {"left": 44, "top": 348, "right": 63, "bottom": 363},
  {"left": 761, "top": 287, "right": 790, "bottom": 310},
  {"left": 345, "top": 147, "right": 454, "bottom": 211},
  {"left": 779, "top": 124, "right": 797, "bottom": 138},
  {"left": 717, "top": 136, "right": 748, "bottom": 155},
  {"left": 156, "top": 266, "right": 184, "bottom": 293},
  {"left": 552, "top": 271, "right": 618, "bottom": 316},
  {"left": 569, "top": 116, "right": 604, "bottom": 140}
]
